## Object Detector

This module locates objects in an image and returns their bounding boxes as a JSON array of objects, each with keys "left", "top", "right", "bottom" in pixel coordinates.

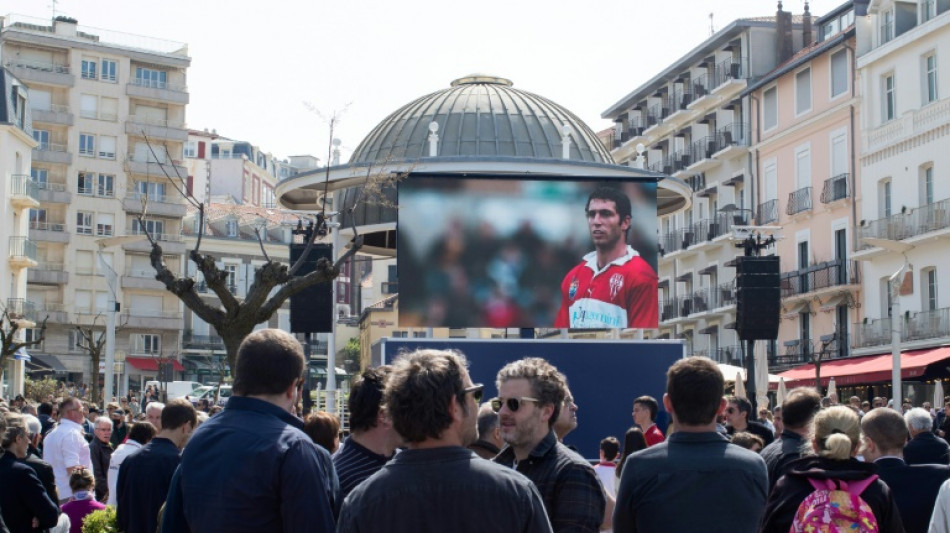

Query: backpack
[{"left": 790, "top": 475, "right": 880, "bottom": 533}]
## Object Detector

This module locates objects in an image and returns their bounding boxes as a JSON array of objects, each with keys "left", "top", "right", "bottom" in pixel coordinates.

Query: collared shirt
[
  {"left": 334, "top": 435, "right": 392, "bottom": 499},
  {"left": 643, "top": 423, "right": 665, "bottom": 447},
  {"left": 495, "top": 431, "right": 605, "bottom": 533},
  {"left": 107, "top": 439, "right": 143, "bottom": 507},
  {"left": 42, "top": 418, "right": 92, "bottom": 499}
]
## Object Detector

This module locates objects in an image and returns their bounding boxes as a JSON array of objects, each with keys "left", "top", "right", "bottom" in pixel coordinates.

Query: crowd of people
[{"left": 3, "top": 331, "right": 950, "bottom": 532}]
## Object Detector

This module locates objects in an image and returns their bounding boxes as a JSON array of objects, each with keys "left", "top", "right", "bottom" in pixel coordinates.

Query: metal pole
[
  {"left": 326, "top": 222, "right": 339, "bottom": 414},
  {"left": 98, "top": 250, "right": 117, "bottom": 405},
  {"left": 745, "top": 338, "right": 757, "bottom": 414},
  {"left": 891, "top": 280, "right": 902, "bottom": 410}
]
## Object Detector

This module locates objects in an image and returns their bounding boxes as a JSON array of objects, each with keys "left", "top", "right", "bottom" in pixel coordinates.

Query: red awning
[
  {"left": 778, "top": 346, "right": 950, "bottom": 387},
  {"left": 125, "top": 357, "right": 185, "bottom": 372}
]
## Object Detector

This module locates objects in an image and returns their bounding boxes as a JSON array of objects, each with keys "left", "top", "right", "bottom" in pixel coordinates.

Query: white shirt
[
  {"left": 930, "top": 479, "right": 950, "bottom": 533},
  {"left": 42, "top": 418, "right": 92, "bottom": 499},
  {"left": 593, "top": 463, "right": 617, "bottom": 497},
  {"left": 107, "top": 439, "right": 144, "bottom": 507}
]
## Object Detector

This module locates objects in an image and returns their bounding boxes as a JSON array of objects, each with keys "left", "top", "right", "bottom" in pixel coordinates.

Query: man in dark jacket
[
  {"left": 863, "top": 406, "right": 950, "bottom": 533},
  {"left": 90, "top": 416, "right": 114, "bottom": 502},
  {"left": 724, "top": 395, "right": 774, "bottom": 446},
  {"left": 109, "top": 409, "right": 128, "bottom": 448},
  {"left": 905, "top": 407, "right": 950, "bottom": 465},
  {"left": 760, "top": 387, "right": 821, "bottom": 490}
]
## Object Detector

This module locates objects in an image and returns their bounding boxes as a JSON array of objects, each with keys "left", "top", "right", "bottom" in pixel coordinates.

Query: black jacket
[
  {"left": 875, "top": 457, "right": 950, "bottom": 533},
  {"left": 0, "top": 452, "right": 59, "bottom": 533},
  {"left": 20, "top": 452, "right": 58, "bottom": 508},
  {"left": 759, "top": 456, "right": 904, "bottom": 533},
  {"left": 116, "top": 437, "right": 180, "bottom": 533},
  {"left": 89, "top": 438, "right": 113, "bottom": 501},
  {"left": 728, "top": 420, "right": 775, "bottom": 447},
  {"left": 904, "top": 432, "right": 950, "bottom": 466}
]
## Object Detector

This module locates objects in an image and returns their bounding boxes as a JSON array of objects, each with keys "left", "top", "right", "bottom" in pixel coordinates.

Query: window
[
  {"left": 97, "top": 174, "right": 114, "bottom": 197},
  {"left": 925, "top": 267, "right": 938, "bottom": 311},
  {"left": 96, "top": 213, "right": 114, "bottom": 236},
  {"left": 133, "top": 219, "right": 165, "bottom": 237},
  {"left": 134, "top": 334, "right": 161, "bottom": 355},
  {"left": 135, "top": 181, "right": 166, "bottom": 201},
  {"left": 226, "top": 219, "right": 238, "bottom": 237},
  {"left": 76, "top": 252, "right": 94, "bottom": 275},
  {"left": 30, "top": 89, "right": 52, "bottom": 112},
  {"left": 883, "top": 74, "right": 896, "bottom": 122},
  {"left": 921, "top": 165, "right": 934, "bottom": 205},
  {"left": 98, "top": 136, "right": 116, "bottom": 159},
  {"left": 81, "top": 58, "right": 97, "bottom": 80},
  {"left": 224, "top": 264, "right": 238, "bottom": 289},
  {"left": 24, "top": 328, "right": 44, "bottom": 350},
  {"left": 79, "top": 134, "right": 95, "bottom": 157},
  {"left": 80, "top": 94, "right": 97, "bottom": 119},
  {"left": 184, "top": 141, "right": 197, "bottom": 158},
  {"left": 135, "top": 67, "right": 167, "bottom": 89},
  {"left": 795, "top": 68, "right": 812, "bottom": 115},
  {"left": 763, "top": 86, "right": 778, "bottom": 130},
  {"left": 881, "top": 10, "right": 894, "bottom": 43},
  {"left": 101, "top": 59, "right": 117, "bottom": 82},
  {"left": 76, "top": 212, "right": 93, "bottom": 235},
  {"left": 29, "top": 208, "right": 47, "bottom": 230},
  {"left": 880, "top": 179, "right": 892, "bottom": 218},
  {"left": 77, "top": 172, "right": 94, "bottom": 195},
  {"left": 33, "top": 129, "right": 50, "bottom": 150},
  {"left": 75, "top": 289, "right": 92, "bottom": 312},
  {"left": 924, "top": 53, "right": 938, "bottom": 104},
  {"left": 831, "top": 49, "right": 848, "bottom": 98},
  {"left": 31, "top": 168, "right": 48, "bottom": 188}
]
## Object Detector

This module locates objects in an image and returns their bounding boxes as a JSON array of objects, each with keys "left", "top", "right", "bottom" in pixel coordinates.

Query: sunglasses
[
  {"left": 490, "top": 396, "right": 540, "bottom": 413},
  {"left": 463, "top": 384, "right": 484, "bottom": 404},
  {"left": 725, "top": 407, "right": 737, "bottom": 414}
]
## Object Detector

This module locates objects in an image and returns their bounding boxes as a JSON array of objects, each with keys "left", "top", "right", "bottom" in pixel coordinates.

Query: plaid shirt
[{"left": 495, "top": 431, "right": 605, "bottom": 533}]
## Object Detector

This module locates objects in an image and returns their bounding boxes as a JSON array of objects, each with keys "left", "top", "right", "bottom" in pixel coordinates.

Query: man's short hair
[
  {"left": 600, "top": 436, "right": 620, "bottom": 461},
  {"left": 666, "top": 357, "right": 724, "bottom": 426},
  {"left": 146, "top": 402, "right": 165, "bottom": 413},
  {"left": 303, "top": 411, "right": 341, "bottom": 452},
  {"left": 95, "top": 416, "right": 113, "bottom": 429},
  {"left": 22, "top": 414, "right": 41, "bottom": 437},
  {"left": 728, "top": 396, "right": 753, "bottom": 421},
  {"left": 862, "top": 407, "right": 909, "bottom": 452},
  {"left": 385, "top": 349, "right": 470, "bottom": 443},
  {"left": 347, "top": 366, "right": 392, "bottom": 433},
  {"left": 38, "top": 402, "right": 53, "bottom": 416},
  {"left": 634, "top": 396, "right": 659, "bottom": 422},
  {"left": 232, "top": 329, "right": 304, "bottom": 396},
  {"left": 127, "top": 421, "right": 157, "bottom": 445},
  {"left": 476, "top": 403, "right": 499, "bottom": 439},
  {"left": 495, "top": 357, "right": 566, "bottom": 428},
  {"left": 781, "top": 387, "right": 822, "bottom": 429},
  {"left": 905, "top": 407, "right": 935, "bottom": 433},
  {"left": 59, "top": 397, "right": 80, "bottom": 414},
  {"left": 586, "top": 186, "right": 632, "bottom": 223},
  {"left": 160, "top": 399, "right": 197, "bottom": 431}
]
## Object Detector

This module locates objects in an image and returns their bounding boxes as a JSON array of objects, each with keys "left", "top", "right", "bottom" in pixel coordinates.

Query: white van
[{"left": 145, "top": 381, "right": 204, "bottom": 401}]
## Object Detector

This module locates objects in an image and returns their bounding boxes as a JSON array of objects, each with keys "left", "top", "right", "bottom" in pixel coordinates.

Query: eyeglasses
[
  {"left": 463, "top": 384, "right": 484, "bottom": 404},
  {"left": 490, "top": 396, "right": 540, "bottom": 413}
]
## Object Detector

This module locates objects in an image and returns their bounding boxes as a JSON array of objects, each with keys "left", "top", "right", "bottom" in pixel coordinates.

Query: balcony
[
  {"left": 182, "top": 332, "right": 225, "bottom": 351},
  {"left": 4, "top": 59, "right": 74, "bottom": 87},
  {"left": 79, "top": 108, "right": 118, "bottom": 122},
  {"left": 687, "top": 73, "right": 716, "bottom": 110},
  {"left": 711, "top": 57, "right": 748, "bottom": 96},
  {"left": 120, "top": 309, "right": 183, "bottom": 330},
  {"left": 712, "top": 122, "right": 750, "bottom": 160},
  {"left": 819, "top": 174, "right": 850, "bottom": 204},
  {"left": 713, "top": 345, "right": 743, "bottom": 367},
  {"left": 126, "top": 117, "right": 188, "bottom": 142},
  {"left": 852, "top": 316, "right": 894, "bottom": 348},
  {"left": 665, "top": 90, "right": 696, "bottom": 124},
  {"left": 36, "top": 182, "right": 71, "bottom": 204},
  {"left": 4, "top": 298, "right": 36, "bottom": 322},
  {"left": 689, "top": 283, "right": 737, "bottom": 315},
  {"left": 126, "top": 78, "right": 189, "bottom": 104},
  {"left": 123, "top": 192, "right": 187, "bottom": 218},
  {"left": 905, "top": 307, "right": 950, "bottom": 342},
  {"left": 643, "top": 102, "right": 670, "bottom": 135},
  {"left": 27, "top": 262, "right": 68, "bottom": 285},
  {"left": 121, "top": 265, "right": 166, "bottom": 290},
  {"left": 32, "top": 143, "right": 72, "bottom": 165},
  {"left": 9, "top": 236, "right": 38, "bottom": 269},
  {"left": 32, "top": 302, "right": 69, "bottom": 324},
  {"left": 756, "top": 199, "right": 778, "bottom": 225},
  {"left": 28, "top": 221, "right": 70, "bottom": 243},
  {"left": 780, "top": 259, "right": 860, "bottom": 300},
  {"left": 786, "top": 186, "right": 813, "bottom": 216},
  {"left": 686, "top": 136, "right": 721, "bottom": 173},
  {"left": 669, "top": 150, "right": 694, "bottom": 178},
  {"left": 613, "top": 116, "right": 645, "bottom": 150},
  {"left": 126, "top": 156, "right": 187, "bottom": 179},
  {"left": 773, "top": 339, "right": 815, "bottom": 371},
  {"left": 31, "top": 105, "right": 73, "bottom": 126},
  {"left": 9, "top": 174, "right": 40, "bottom": 209},
  {"left": 124, "top": 231, "right": 187, "bottom": 254},
  {"left": 659, "top": 209, "right": 752, "bottom": 256},
  {"left": 858, "top": 198, "right": 950, "bottom": 249}
]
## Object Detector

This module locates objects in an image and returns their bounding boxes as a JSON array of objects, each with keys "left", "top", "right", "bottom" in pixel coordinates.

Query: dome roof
[{"left": 349, "top": 75, "right": 614, "bottom": 165}]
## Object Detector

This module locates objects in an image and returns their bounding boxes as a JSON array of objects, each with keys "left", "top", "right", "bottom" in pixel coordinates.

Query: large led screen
[{"left": 398, "top": 174, "right": 658, "bottom": 329}]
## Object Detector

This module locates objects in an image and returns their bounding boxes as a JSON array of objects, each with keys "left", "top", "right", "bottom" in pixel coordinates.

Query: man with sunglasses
[
  {"left": 42, "top": 397, "right": 93, "bottom": 503},
  {"left": 493, "top": 358, "right": 605, "bottom": 533},
  {"left": 723, "top": 396, "right": 774, "bottom": 447},
  {"left": 338, "top": 349, "right": 552, "bottom": 533}
]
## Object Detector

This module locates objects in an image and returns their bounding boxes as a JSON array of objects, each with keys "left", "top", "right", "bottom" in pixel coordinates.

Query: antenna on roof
[
  {"left": 709, "top": 12, "right": 715, "bottom": 36},
  {"left": 50, "top": 0, "right": 59, "bottom": 19}
]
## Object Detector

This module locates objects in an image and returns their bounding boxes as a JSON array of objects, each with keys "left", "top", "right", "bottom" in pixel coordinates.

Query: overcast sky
[{"left": 7, "top": 0, "right": 844, "bottom": 163}]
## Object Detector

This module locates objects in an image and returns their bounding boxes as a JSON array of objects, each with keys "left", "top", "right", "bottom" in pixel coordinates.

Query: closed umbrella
[
  {"left": 936, "top": 380, "right": 945, "bottom": 411},
  {"left": 754, "top": 341, "right": 770, "bottom": 411},
  {"left": 735, "top": 371, "right": 746, "bottom": 399},
  {"left": 827, "top": 377, "right": 837, "bottom": 402},
  {"left": 777, "top": 378, "right": 788, "bottom": 407}
]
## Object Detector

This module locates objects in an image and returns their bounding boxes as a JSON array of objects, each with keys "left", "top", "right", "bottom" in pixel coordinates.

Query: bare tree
[
  {"left": 0, "top": 309, "right": 47, "bottom": 386},
  {"left": 129, "top": 123, "right": 400, "bottom": 374},
  {"left": 74, "top": 314, "right": 126, "bottom": 405}
]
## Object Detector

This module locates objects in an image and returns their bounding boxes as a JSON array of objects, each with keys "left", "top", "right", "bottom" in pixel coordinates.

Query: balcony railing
[
  {"left": 780, "top": 260, "right": 860, "bottom": 298},
  {"left": 182, "top": 332, "right": 225, "bottom": 350},
  {"left": 712, "top": 57, "right": 748, "bottom": 87},
  {"left": 29, "top": 221, "right": 66, "bottom": 232},
  {"left": 852, "top": 317, "right": 895, "bottom": 348},
  {"left": 715, "top": 122, "right": 749, "bottom": 150},
  {"left": 4, "top": 298, "right": 36, "bottom": 321},
  {"left": 9, "top": 236, "right": 37, "bottom": 261},
  {"left": 786, "top": 186, "right": 813, "bottom": 215},
  {"left": 690, "top": 136, "right": 717, "bottom": 163},
  {"left": 756, "top": 199, "right": 778, "bottom": 225},
  {"left": 128, "top": 78, "right": 188, "bottom": 92},
  {"left": 34, "top": 142, "right": 67, "bottom": 153},
  {"left": 905, "top": 307, "right": 950, "bottom": 342},
  {"left": 10, "top": 174, "right": 39, "bottom": 201},
  {"left": 820, "top": 173, "right": 850, "bottom": 203},
  {"left": 658, "top": 209, "right": 753, "bottom": 255},
  {"left": 714, "top": 345, "right": 743, "bottom": 367},
  {"left": 858, "top": 198, "right": 950, "bottom": 247},
  {"left": 685, "top": 174, "right": 706, "bottom": 193},
  {"left": 4, "top": 59, "right": 70, "bottom": 74},
  {"left": 692, "top": 73, "right": 710, "bottom": 99}
]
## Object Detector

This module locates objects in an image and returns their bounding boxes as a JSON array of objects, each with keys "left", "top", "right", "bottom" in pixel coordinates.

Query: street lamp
[
  {"left": 859, "top": 237, "right": 914, "bottom": 410},
  {"left": 96, "top": 235, "right": 145, "bottom": 403}
]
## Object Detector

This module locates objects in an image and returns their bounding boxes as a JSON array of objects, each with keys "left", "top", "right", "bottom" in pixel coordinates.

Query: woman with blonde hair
[{"left": 758, "top": 406, "right": 903, "bottom": 532}]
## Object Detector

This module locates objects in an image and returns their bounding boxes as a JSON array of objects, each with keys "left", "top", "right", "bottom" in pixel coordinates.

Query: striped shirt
[{"left": 333, "top": 436, "right": 392, "bottom": 498}]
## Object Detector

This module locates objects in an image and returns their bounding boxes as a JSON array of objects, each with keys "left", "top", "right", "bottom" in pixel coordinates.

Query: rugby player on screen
[{"left": 555, "top": 186, "right": 658, "bottom": 329}]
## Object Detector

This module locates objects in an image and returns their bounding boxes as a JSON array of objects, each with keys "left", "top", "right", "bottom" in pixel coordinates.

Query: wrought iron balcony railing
[
  {"left": 756, "top": 199, "right": 778, "bottom": 225},
  {"left": 780, "top": 260, "right": 860, "bottom": 298},
  {"left": 787, "top": 186, "right": 813, "bottom": 215},
  {"left": 858, "top": 198, "right": 950, "bottom": 247},
  {"left": 820, "top": 173, "right": 850, "bottom": 203}
]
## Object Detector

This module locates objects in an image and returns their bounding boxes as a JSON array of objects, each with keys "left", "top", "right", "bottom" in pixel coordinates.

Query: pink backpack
[{"left": 790, "top": 475, "right": 880, "bottom": 533}]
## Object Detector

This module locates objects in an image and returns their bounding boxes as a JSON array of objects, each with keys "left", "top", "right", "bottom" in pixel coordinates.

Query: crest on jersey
[
  {"left": 568, "top": 277, "right": 579, "bottom": 300},
  {"left": 609, "top": 273, "right": 624, "bottom": 299}
]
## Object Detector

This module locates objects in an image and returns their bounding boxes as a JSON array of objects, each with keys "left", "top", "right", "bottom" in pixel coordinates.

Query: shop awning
[
  {"left": 31, "top": 353, "right": 68, "bottom": 372},
  {"left": 777, "top": 346, "right": 950, "bottom": 387},
  {"left": 126, "top": 357, "right": 185, "bottom": 372}
]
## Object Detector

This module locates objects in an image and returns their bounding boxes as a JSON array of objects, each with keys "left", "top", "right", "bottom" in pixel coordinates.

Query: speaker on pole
[
  {"left": 736, "top": 256, "right": 780, "bottom": 341},
  {"left": 290, "top": 243, "right": 333, "bottom": 334}
]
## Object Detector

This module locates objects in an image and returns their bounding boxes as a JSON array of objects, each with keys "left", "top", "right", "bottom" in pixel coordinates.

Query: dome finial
[{"left": 450, "top": 74, "right": 513, "bottom": 87}]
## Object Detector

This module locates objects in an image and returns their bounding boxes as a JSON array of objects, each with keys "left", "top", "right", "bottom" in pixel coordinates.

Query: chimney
[
  {"left": 802, "top": 2, "right": 812, "bottom": 47},
  {"left": 52, "top": 16, "right": 78, "bottom": 37},
  {"left": 776, "top": 1, "right": 793, "bottom": 64}
]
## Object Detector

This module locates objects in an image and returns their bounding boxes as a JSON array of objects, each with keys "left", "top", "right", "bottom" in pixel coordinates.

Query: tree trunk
[
  {"left": 221, "top": 330, "right": 246, "bottom": 379},
  {"left": 90, "top": 350, "right": 102, "bottom": 405}
]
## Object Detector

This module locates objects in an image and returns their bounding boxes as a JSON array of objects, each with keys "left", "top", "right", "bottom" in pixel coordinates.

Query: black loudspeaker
[
  {"left": 736, "top": 256, "right": 780, "bottom": 341},
  {"left": 290, "top": 244, "right": 333, "bottom": 333}
]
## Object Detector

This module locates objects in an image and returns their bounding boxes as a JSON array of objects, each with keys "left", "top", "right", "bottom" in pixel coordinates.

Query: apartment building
[
  {"left": 1, "top": 15, "right": 190, "bottom": 394},
  {"left": 601, "top": 6, "right": 807, "bottom": 365},
  {"left": 745, "top": 4, "right": 862, "bottom": 373},
  {"left": 0, "top": 67, "right": 37, "bottom": 395}
]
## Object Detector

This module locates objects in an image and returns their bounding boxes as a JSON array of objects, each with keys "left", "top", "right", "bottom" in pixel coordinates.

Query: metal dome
[{"left": 349, "top": 75, "right": 614, "bottom": 164}]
